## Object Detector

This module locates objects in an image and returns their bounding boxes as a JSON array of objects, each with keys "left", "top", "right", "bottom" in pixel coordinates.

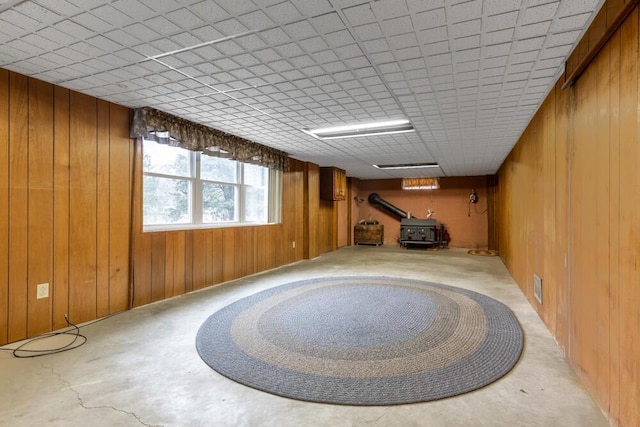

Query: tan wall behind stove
[{"left": 352, "top": 177, "right": 489, "bottom": 248}]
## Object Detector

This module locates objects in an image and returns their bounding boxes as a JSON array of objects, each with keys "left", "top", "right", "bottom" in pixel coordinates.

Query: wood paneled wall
[
  {"left": 495, "top": 8, "right": 639, "bottom": 425},
  {"left": 0, "top": 70, "right": 132, "bottom": 344},
  {"left": 130, "top": 158, "right": 317, "bottom": 306},
  {"left": 0, "top": 70, "right": 335, "bottom": 344},
  {"left": 303, "top": 162, "right": 320, "bottom": 259}
]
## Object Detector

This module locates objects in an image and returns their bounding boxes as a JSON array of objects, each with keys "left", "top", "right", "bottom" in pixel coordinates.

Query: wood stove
[{"left": 368, "top": 193, "right": 446, "bottom": 248}]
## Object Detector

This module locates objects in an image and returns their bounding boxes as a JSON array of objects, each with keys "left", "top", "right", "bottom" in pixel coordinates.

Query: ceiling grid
[{"left": 0, "top": 0, "right": 604, "bottom": 178}]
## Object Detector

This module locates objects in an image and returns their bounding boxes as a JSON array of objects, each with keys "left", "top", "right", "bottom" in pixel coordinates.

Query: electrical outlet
[
  {"left": 533, "top": 274, "right": 542, "bottom": 304},
  {"left": 36, "top": 283, "right": 49, "bottom": 299}
]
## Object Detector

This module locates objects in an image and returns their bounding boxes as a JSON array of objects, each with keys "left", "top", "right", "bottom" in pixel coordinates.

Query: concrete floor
[{"left": 0, "top": 246, "right": 608, "bottom": 427}]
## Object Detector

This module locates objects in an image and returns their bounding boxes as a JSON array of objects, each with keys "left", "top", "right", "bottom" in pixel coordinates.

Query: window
[{"left": 143, "top": 139, "right": 281, "bottom": 230}]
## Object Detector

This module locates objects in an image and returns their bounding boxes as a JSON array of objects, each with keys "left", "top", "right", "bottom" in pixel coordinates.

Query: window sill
[{"left": 142, "top": 222, "right": 279, "bottom": 233}]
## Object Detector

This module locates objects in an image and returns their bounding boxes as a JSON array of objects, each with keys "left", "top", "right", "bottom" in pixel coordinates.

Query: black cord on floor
[{"left": 0, "top": 314, "right": 114, "bottom": 358}]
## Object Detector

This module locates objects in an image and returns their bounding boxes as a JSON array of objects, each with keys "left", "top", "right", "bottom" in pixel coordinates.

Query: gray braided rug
[{"left": 196, "top": 276, "right": 523, "bottom": 405}]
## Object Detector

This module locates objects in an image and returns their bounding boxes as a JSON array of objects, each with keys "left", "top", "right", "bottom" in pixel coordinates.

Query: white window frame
[{"left": 142, "top": 140, "right": 282, "bottom": 231}]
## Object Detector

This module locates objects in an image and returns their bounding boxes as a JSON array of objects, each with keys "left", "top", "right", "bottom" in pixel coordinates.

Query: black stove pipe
[{"left": 368, "top": 193, "right": 409, "bottom": 219}]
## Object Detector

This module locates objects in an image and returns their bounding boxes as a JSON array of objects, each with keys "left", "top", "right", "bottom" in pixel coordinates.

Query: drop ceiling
[{"left": 0, "top": 0, "right": 603, "bottom": 179}]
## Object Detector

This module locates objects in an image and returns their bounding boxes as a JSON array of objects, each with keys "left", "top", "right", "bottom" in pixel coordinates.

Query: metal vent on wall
[{"left": 533, "top": 273, "right": 543, "bottom": 304}]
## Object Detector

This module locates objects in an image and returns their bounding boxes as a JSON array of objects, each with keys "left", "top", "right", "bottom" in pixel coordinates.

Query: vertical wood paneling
[
  {"left": 52, "top": 86, "right": 70, "bottom": 330},
  {"left": 204, "top": 230, "right": 214, "bottom": 287},
  {"left": 307, "top": 163, "right": 319, "bottom": 259},
  {"left": 595, "top": 38, "right": 611, "bottom": 411},
  {"left": 151, "top": 233, "right": 166, "bottom": 301},
  {"left": 133, "top": 232, "right": 152, "bottom": 307},
  {"left": 172, "top": 232, "right": 186, "bottom": 295},
  {"left": 578, "top": 54, "right": 599, "bottom": 389},
  {"left": 245, "top": 227, "right": 255, "bottom": 275},
  {"left": 184, "top": 230, "right": 193, "bottom": 293},
  {"left": 496, "top": 6, "right": 640, "bottom": 425},
  {"left": 255, "top": 227, "right": 266, "bottom": 272},
  {"left": 96, "top": 100, "right": 110, "bottom": 318},
  {"left": 1, "top": 74, "right": 132, "bottom": 344},
  {"left": 293, "top": 161, "right": 305, "bottom": 260},
  {"left": 234, "top": 227, "right": 245, "bottom": 279},
  {"left": 27, "top": 78, "right": 54, "bottom": 337},
  {"left": 607, "top": 28, "right": 621, "bottom": 423},
  {"left": 617, "top": 9, "right": 639, "bottom": 425},
  {"left": 109, "top": 104, "right": 131, "bottom": 312},
  {"left": 222, "top": 228, "right": 235, "bottom": 282},
  {"left": 0, "top": 69, "right": 9, "bottom": 343},
  {"left": 568, "top": 72, "right": 584, "bottom": 368},
  {"left": 210, "top": 228, "right": 223, "bottom": 286},
  {"left": 541, "top": 93, "right": 557, "bottom": 334},
  {"left": 554, "top": 79, "right": 570, "bottom": 352},
  {"left": 69, "top": 92, "right": 98, "bottom": 323},
  {"left": 165, "top": 233, "right": 175, "bottom": 298},
  {"left": 191, "top": 231, "right": 206, "bottom": 289},
  {"left": 8, "top": 73, "right": 28, "bottom": 342},
  {"left": 131, "top": 138, "right": 148, "bottom": 307}
]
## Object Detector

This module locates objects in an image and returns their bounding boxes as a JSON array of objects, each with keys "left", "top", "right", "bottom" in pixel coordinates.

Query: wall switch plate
[
  {"left": 36, "top": 283, "right": 49, "bottom": 299},
  {"left": 533, "top": 273, "right": 542, "bottom": 304},
  {"left": 292, "top": 241, "right": 296, "bottom": 249}
]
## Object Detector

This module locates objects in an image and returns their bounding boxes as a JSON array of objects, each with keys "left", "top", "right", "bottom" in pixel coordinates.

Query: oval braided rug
[{"left": 196, "top": 276, "right": 523, "bottom": 405}]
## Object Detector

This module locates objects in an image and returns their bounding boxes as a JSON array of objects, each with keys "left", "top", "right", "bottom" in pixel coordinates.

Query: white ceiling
[{"left": 0, "top": 0, "right": 603, "bottom": 179}]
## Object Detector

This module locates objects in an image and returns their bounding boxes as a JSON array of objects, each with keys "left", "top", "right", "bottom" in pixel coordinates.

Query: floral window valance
[{"left": 130, "top": 107, "right": 289, "bottom": 171}]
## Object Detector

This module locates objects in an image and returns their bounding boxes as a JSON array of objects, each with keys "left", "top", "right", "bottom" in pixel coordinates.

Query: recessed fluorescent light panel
[
  {"left": 373, "top": 162, "right": 440, "bottom": 170},
  {"left": 303, "top": 119, "right": 414, "bottom": 140}
]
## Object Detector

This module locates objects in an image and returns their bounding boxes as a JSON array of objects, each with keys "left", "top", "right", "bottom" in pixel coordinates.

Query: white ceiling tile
[
  {"left": 91, "top": 4, "right": 134, "bottom": 26},
  {"left": 103, "top": 28, "right": 141, "bottom": 46},
  {"left": 453, "top": 48, "right": 480, "bottom": 63},
  {"left": 486, "top": 10, "right": 518, "bottom": 32},
  {"left": 370, "top": 0, "right": 410, "bottom": 20},
  {"left": 136, "top": 0, "right": 181, "bottom": 14},
  {"left": 0, "top": 0, "right": 604, "bottom": 178},
  {"left": 290, "top": 0, "right": 333, "bottom": 16},
  {"left": 282, "top": 20, "right": 315, "bottom": 39},
  {"left": 34, "top": 0, "right": 82, "bottom": 16},
  {"left": 451, "top": 35, "right": 480, "bottom": 51},
  {"left": 15, "top": 2, "right": 61, "bottom": 25},
  {"left": 324, "top": 29, "right": 355, "bottom": 47},
  {"left": 547, "top": 30, "right": 583, "bottom": 47},
  {"left": 53, "top": 19, "right": 95, "bottom": 40},
  {"left": 515, "top": 21, "right": 551, "bottom": 39},
  {"left": 451, "top": 19, "right": 481, "bottom": 39},
  {"left": 510, "top": 50, "right": 538, "bottom": 64},
  {"left": 553, "top": 12, "right": 592, "bottom": 32},
  {"left": 414, "top": 8, "right": 445, "bottom": 31},
  {"left": 342, "top": 3, "right": 376, "bottom": 27},
  {"left": 450, "top": 0, "right": 482, "bottom": 23},
  {"left": 0, "top": 8, "right": 41, "bottom": 30},
  {"left": 389, "top": 32, "right": 418, "bottom": 50},
  {"left": 166, "top": 7, "right": 205, "bottom": 28},
  {"left": 557, "top": 0, "right": 601, "bottom": 16},
  {"left": 72, "top": 12, "right": 113, "bottom": 33},
  {"left": 421, "top": 40, "right": 449, "bottom": 56},
  {"left": 513, "top": 36, "right": 545, "bottom": 53},
  {"left": 483, "top": 28, "right": 514, "bottom": 45},
  {"left": 381, "top": 16, "right": 414, "bottom": 36},
  {"left": 484, "top": 0, "right": 520, "bottom": 16},
  {"left": 353, "top": 22, "right": 384, "bottom": 41},
  {"left": 522, "top": 3, "right": 558, "bottom": 25},
  {"left": 311, "top": 12, "right": 345, "bottom": 34},
  {"left": 422, "top": 26, "right": 451, "bottom": 47},
  {"left": 123, "top": 23, "right": 161, "bottom": 42},
  {"left": 211, "top": 0, "right": 256, "bottom": 15},
  {"left": 110, "top": 0, "right": 155, "bottom": 20}
]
